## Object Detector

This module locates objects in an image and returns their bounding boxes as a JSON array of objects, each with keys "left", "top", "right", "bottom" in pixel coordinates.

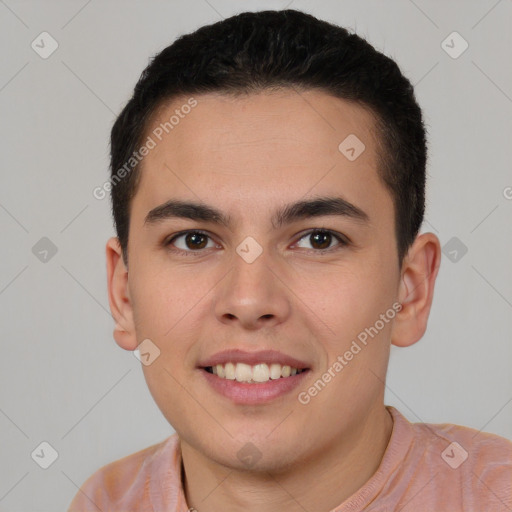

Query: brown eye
[
  {"left": 167, "top": 231, "right": 214, "bottom": 252},
  {"left": 184, "top": 232, "right": 208, "bottom": 249},
  {"left": 295, "top": 229, "right": 347, "bottom": 252},
  {"left": 310, "top": 231, "right": 332, "bottom": 250}
]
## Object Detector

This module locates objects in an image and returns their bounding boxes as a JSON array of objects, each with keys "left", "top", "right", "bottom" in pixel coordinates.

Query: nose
[{"left": 212, "top": 246, "right": 292, "bottom": 330}]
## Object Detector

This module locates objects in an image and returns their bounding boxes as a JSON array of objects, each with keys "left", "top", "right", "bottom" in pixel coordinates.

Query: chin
[{"left": 212, "top": 446, "right": 299, "bottom": 474}]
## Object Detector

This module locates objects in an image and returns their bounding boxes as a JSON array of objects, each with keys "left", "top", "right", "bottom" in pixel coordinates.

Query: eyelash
[{"left": 164, "top": 229, "right": 349, "bottom": 256}]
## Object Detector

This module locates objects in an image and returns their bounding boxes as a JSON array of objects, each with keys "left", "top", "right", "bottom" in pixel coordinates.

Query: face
[{"left": 116, "top": 90, "right": 405, "bottom": 471}]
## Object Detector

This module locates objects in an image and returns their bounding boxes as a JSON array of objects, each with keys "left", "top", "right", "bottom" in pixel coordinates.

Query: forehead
[{"left": 132, "top": 90, "right": 391, "bottom": 229}]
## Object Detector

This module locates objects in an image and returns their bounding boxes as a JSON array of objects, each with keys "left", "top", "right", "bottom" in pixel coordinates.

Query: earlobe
[
  {"left": 391, "top": 233, "right": 441, "bottom": 348},
  {"left": 106, "top": 237, "right": 138, "bottom": 351}
]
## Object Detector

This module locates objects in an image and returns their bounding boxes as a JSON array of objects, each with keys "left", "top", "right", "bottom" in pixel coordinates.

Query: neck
[{"left": 180, "top": 405, "right": 393, "bottom": 512}]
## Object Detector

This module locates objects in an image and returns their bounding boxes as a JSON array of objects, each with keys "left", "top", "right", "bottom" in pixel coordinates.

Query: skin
[{"left": 106, "top": 90, "right": 441, "bottom": 512}]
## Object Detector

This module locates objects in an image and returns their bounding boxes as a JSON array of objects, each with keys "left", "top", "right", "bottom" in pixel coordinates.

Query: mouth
[
  {"left": 197, "top": 349, "right": 311, "bottom": 404},
  {"left": 198, "top": 355, "right": 311, "bottom": 404},
  {"left": 202, "top": 362, "right": 308, "bottom": 383}
]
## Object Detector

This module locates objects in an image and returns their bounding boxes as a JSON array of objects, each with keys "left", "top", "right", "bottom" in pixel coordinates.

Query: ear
[
  {"left": 106, "top": 237, "right": 138, "bottom": 351},
  {"left": 391, "top": 232, "right": 441, "bottom": 348}
]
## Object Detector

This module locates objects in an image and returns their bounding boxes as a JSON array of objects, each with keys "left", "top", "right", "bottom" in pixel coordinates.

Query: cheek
[
  {"left": 300, "top": 260, "right": 397, "bottom": 356},
  {"left": 131, "top": 279, "right": 172, "bottom": 336},
  {"left": 129, "top": 263, "right": 213, "bottom": 383},
  {"left": 130, "top": 261, "right": 198, "bottom": 336},
  {"left": 298, "top": 264, "right": 378, "bottom": 324}
]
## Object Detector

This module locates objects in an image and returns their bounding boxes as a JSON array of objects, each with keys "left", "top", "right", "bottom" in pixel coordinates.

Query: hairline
[{"left": 122, "top": 87, "right": 405, "bottom": 269}]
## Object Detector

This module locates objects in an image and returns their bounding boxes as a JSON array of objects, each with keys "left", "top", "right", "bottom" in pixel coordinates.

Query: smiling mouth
[{"left": 203, "top": 362, "right": 309, "bottom": 384}]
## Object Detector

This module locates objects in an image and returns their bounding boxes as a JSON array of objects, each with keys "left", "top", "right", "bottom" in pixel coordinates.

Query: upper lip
[{"left": 198, "top": 349, "right": 310, "bottom": 370}]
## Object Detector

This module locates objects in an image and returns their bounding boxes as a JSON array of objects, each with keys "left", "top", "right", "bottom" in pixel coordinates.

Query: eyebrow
[{"left": 144, "top": 196, "right": 369, "bottom": 230}]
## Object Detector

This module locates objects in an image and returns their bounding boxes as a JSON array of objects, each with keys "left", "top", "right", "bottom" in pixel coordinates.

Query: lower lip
[{"left": 199, "top": 368, "right": 310, "bottom": 405}]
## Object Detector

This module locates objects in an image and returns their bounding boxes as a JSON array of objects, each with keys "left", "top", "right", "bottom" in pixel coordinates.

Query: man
[{"left": 70, "top": 9, "right": 512, "bottom": 511}]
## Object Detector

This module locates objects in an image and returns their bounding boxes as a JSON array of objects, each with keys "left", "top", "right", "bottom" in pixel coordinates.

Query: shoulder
[
  {"left": 392, "top": 408, "right": 512, "bottom": 509},
  {"left": 412, "top": 416, "right": 512, "bottom": 468},
  {"left": 389, "top": 407, "right": 512, "bottom": 463},
  {"left": 423, "top": 420, "right": 512, "bottom": 492},
  {"left": 67, "top": 434, "right": 180, "bottom": 511}
]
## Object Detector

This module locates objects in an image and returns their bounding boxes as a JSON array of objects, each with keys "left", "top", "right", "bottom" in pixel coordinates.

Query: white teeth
[
  {"left": 224, "top": 362, "right": 236, "bottom": 380},
  {"left": 269, "top": 363, "right": 282, "bottom": 380},
  {"left": 216, "top": 364, "right": 225, "bottom": 378},
  {"left": 252, "top": 363, "right": 270, "bottom": 382},
  {"left": 235, "top": 363, "right": 252, "bottom": 382},
  {"left": 207, "top": 362, "right": 305, "bottom": 383}
]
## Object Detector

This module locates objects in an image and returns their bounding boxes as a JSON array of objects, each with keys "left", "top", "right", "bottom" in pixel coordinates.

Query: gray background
[{"left": 1, "top": 0, "right": 511, "bottom": 510}]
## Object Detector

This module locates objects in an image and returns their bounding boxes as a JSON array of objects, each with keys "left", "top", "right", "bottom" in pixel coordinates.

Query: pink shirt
[{"left": 68, "top": 407, "right": 512, "bottom": 511}]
